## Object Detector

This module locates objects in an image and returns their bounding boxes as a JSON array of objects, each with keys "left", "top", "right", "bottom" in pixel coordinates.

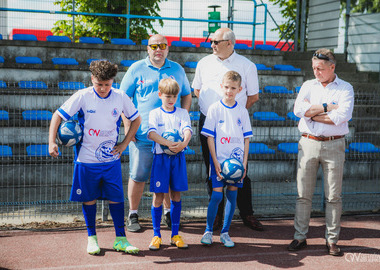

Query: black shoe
[
  {"left": 287, "top": 239, "right": 307, "bottom": 251},
  {"left": 164, "top": 212, "right": 172, "bottom": 229},
  {"left": 127, "top": 213, "right": 141, "bottom": 232},
  {"left": 242, "top": 215, "right": 264, "bottom": 231}
]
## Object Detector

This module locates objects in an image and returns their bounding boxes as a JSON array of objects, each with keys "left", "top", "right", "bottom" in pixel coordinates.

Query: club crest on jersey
[
  {"left": 112, "top": 108, "right": 119, "bottom": 117},
  {"left": 230, "top": 147, "right": 244, "bottom": 162},
  {"left": 237, "top": 118, "right": 242, "bottom": 126},
  {"left": 95, "top": 140, "right": 118, "bottom": 162}
]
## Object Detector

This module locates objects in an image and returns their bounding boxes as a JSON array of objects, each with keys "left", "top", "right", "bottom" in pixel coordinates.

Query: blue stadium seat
[
  {"left": 0, "top": 145, "right": 12, "bottom": 157},
  {"left": 253, "top": 112, "right": 285, "bottom": 121},
  {"left": 234, "top": 43, "right": 251, "bottom": 50},
  {"left": 189, "top": 111, "right": 200, "bottom": 121},
  {"left": 13, "top": 34, "right": 37, "bottom": 41},
  {"left": 171, "top": 41, "right": 196, "bottom": 47},
  {"left": 46, "top": 35, "right": 71, "bottom": 43},
  {"left": 264, "top": 86, "right": 293, "bottom": 94},
  {"left": 200, "top": 42, "right": 212, "bottom": 48},
  {"left": 15, "top": 56, "right": 42, "bottom": 64},
  {"left": 141, "top": 39, "right": 148, "bottom": 45},
  {"left": 255, "top": 63, "right": 272, "bottom": 70},
  {"left": 87, "top": 59, "right": 100, "bottom": 65},
  {"left": 274, "top": 64, "right": 301, "bottom": 72},
  {"left": 295, "top": 86, "right": 301, "bottom": 93},
  {"left": 0, "top": 34, "right": 2, "bottom": 40},
  {"left": 120, "top": 60, "right": 137, "bottom": 67},
  {"left": 286, "top": 112, "right": 300, "bottom": 121},
  {"left": 112, "top": 83, "right": 120, "bottom": 89},
  {"left": 0, "top": 80, "right": 7, "bottom": 88},
  {"left": 184, "top": 147, "right": 195, "bottom": 155},
  {"left": 79, "top": 37, "right": 104, "bottom": 44},
  {"left": 19, "top": 81, "right": 48, "bottom": 89},
  {"left": 52, "top": 58, "right": 79, "bottom": 65},
  {"left": 58, "top": 82, "right": 85, "bottom": 90},
  {"left": 26, "top": 144, "right": 53, "bottom": 156},
  {"left": 0, "top": 110, "right": 9, "bottom": 120},
  {"left": 184, "top": 61, "right": 198, "bottom": 68},
  {"left": 249, "top": 143, "right": 275, "bottom": 154},
  {"left": 255, "top": 44, "right": 280, "bottom": 51},
  {"left": 111, "top": 38, "right": 136, "bottom": 45},
  {"left": 349, "top": 142, "right": 380, "bottom": 153},
  {"left": 278, "top": 142, "right": 298, "bottom": 154},
  {"left": 0, "top": 56, "right": 4, "bottom": 63},
  {"left": 22, "top": 110, "right": 52, "bottom": 120}
]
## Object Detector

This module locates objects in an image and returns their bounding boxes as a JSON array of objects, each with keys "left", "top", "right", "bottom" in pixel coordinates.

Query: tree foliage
[{"left": 52, "top": 0, "right": 167, "bottom": 43}]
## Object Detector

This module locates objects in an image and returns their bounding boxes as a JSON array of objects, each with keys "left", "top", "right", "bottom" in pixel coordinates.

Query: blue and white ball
[
  {"left": 161, "top": 129, "right": 184, "bottom": 155},
  {"left": 221, "top": 158, "right": 245, "bottom": 183},
  {"left": 57, "top": 120, "right": 83, "bottom": 147}
]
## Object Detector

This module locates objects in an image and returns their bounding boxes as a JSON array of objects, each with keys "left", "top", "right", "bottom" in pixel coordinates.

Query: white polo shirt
[{"left": 192, "top": 51, "right": 260, "bottom": 115}]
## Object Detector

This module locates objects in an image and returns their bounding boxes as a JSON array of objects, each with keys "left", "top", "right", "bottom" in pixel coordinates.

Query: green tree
[{"left": 52, "top": 0, "right": 167, "bottom": 43}]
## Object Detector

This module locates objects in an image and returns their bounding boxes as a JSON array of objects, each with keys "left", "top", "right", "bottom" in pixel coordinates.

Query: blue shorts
[
  {"left": 209, "top": 157, "right": 243, "bottom": 189},
  {"left": 70, "top": 159, "right": 124, "bottom": 202},
  {"left": 129, "top": 140, "right": 153, "bottom": 182},
  {"left": 150, "top": 152, "right": 188, "bottom": 193}
]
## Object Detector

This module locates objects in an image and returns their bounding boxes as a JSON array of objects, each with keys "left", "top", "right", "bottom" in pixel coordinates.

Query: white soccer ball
[
  {"left": 57, "top": 120, "right": 83, "bottom": 147},
  {"left": 221, "top": 158, "right": 245, "bottom": 183},
  {"left": 160, "top": 129, "right": 184, "bottom": 155}
]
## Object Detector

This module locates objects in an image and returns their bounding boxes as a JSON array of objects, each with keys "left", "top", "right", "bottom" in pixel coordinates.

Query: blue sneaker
[
  {"left": 201, "top": 231, "right": 213, "bottom": 245},
  {"left": 220, "top": 232, "right": 234, "bottom": 248}
]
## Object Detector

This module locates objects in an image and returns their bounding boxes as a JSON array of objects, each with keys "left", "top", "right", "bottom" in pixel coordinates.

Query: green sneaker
[
  {"left": 87, "top": 235, "right": 101, "bottom": 255},
  {"left": 113, "top": 236, "right": 139, "bottom": 254}
]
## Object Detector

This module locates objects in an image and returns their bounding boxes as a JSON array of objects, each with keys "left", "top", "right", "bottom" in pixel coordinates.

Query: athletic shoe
[
  {"left": 149, "top": 236, "right": 162, "bottom": 251},
  {"left": 220, "top": 232, "right": 235, "bottom": 248},
  {"left": 113, "top": 236, "right": 139, "bottom": 254},
  {"left": 164, "top": 212, "right": 172, "bottom": 229},
  {"left": 127, "top": 213, "right": 141, "bottom": 232},
  {"left": 87, "top": 235, "right": 101, "bottom": 255},
  {"left": 201, "top": 231, "right": 213, "bottom": 245},
  {"left": 171, "top": 235, "right": 188, "bottom": 249}
]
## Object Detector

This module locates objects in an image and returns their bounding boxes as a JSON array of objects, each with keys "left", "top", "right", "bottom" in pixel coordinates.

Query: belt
[{"left": 302, "top": 133, "right": 344, "bottom": 141}]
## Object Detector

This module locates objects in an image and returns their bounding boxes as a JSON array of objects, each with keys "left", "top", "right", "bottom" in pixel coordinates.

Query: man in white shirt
[
  {"left": 192, "top": 27, "right": 263, "bottom": 231},
  {"left": 288, "top": 48, "right": 354, "bottom": 256}
]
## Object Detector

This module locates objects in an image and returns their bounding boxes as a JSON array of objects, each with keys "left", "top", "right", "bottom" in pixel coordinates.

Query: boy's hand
[
  {"left": 241, "top": 164, "right": 247, "bottom": 181},
  {"left": 168, "top": 141, "right": 187, "bottom": 153},
  {"left": 49, "top": 142, "right": 60, "bottom": 158},
  {"left": 215, "top": 162, "right": 223, "bottom": 180},
  {"left": 112, "top": 143, "right": 127, "bottom": 158}
]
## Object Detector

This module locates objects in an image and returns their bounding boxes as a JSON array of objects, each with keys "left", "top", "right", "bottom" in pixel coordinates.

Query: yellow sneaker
[
  {"left": 149, "top": 236, "right": 162, "bottom": 251},
  {"left": 171, "top": 235, "right": 188, "bottom": 249}
]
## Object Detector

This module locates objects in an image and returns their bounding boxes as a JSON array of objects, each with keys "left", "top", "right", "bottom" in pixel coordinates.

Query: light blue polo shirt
[{"left": 120, "top": 57, "right": 191, "bottom": 144}]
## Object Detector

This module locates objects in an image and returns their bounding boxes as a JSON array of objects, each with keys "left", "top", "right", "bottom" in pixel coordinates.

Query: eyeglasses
[
  {"left": 148, "top": 43, "right": 167, "bottom": 50},
  {"left": 313, "top": 53, "right": 331, "bottom": 61},
  {"left": 210, "top": 40, "right": 229, "bottom": 45}
]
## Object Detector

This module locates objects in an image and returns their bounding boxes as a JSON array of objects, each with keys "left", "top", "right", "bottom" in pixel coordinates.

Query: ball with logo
[
  {"left": 160, "top": 129, "right": 184, "bottom": 155},
  {"left": 57, "top": 120, "right": 83, "bottom": 147},
  {"left": 221, "top": 158, "right": 245, "bottom": 184}
]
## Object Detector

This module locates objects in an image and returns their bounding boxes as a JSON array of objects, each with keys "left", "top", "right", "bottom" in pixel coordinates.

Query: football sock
[
  {"left": 221, "top": 189, "right": 238, "bottom": 234},
  {"left": 82, "top": 203, "right": 97, "bottom": 236},
  {"left": 205, "top": 191, "right": 223, "bottom": 232},
  {"left": 109, "top": 202, "right": 126, "bottom": 237},
  {"left": 171, "top": 200, "right": 181, "bottom": 237},
  {"left": 152, "top": 205, "right": 162, "bottom": 237}
]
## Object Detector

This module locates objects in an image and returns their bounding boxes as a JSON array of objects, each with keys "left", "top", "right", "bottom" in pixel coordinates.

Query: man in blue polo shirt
[{"left": 120, "top": 34, "right": 192, "bottom": 232}]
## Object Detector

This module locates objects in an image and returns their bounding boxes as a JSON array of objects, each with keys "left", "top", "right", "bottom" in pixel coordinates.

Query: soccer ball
[
  {"left": 221, "top": 158, "right": 245, "bottom": 184},
  {"left": 57, "top": 120, "right": 83, "bottom": 147},
  {"left": 160, "top": 129, "right": 184, "bottom": 155}
]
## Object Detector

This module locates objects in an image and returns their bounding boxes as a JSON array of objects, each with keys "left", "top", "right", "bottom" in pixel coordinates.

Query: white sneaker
[
  {"left": 201, "top": 231, "right": 213, "bottom": 245},
  {"left": 87, "top": 235, "right": 101, "bottom": 255},
  {"left": 220, "top": 232, "right": 234, "bottom": 248}
]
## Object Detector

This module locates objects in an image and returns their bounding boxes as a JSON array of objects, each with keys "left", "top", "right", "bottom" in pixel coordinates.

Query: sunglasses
[
  {"left": 210, "top": 39, "right": 229, "bottom": 45},
  {"left": 148, "top": 43, "right": 167, "bottom": 50},
  {"left": 313, "top": 53, "right": 331, "bottom": 61}
]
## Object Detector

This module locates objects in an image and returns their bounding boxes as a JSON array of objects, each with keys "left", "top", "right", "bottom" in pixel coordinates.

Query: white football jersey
[
  {"left": 57, "top": 87, "right": 139, "bottom": 163},
  {"left": 201, "top": 100, "right": 253, "bottom": 164},
  {"left": 148, "top": 106, "right": 192, "bottom": 154}
]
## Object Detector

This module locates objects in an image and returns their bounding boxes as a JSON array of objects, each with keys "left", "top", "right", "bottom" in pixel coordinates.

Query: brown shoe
[
  {"left": 213, "top": 213, "right": 223, "bottom": 231},
  {"left": 326, "top": 242, "right": 342, "bottom": 256},
  {"left": 242, "top": 215, "right": 264, "bottom": 231},
  {"left": 288, "top": 239, "right": 307, "bottom": 251}
]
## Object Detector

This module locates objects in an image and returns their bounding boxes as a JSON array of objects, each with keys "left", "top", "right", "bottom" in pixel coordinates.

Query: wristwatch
[{"left": 322, "top": 103, "right": 328, "bottom": 113}]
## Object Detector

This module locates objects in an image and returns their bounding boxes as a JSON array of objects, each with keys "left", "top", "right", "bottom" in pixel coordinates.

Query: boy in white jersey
[
  {"left": 48, "top": 60, "right": 142, "bottom": 255},
  {"left": 147, "top": 78, "right": 192, "bottom": 250},
  {"left": 200, "top": 71, "right": 252, "bottom": 247}
]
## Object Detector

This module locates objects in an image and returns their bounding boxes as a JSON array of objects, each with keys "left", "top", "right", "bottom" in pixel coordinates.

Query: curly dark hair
[{"left": 89, "top": 60, "right": 118, "bottom": 81}]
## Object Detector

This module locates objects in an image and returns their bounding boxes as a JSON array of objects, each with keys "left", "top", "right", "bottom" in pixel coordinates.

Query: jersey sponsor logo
[
  {"left": 95, "top": 140, "right": 118, "bottom": 162},
  {"left": 158, "top": 123, "right": 165, "bottom": 127},
  {"left": 137, "top": 79, "right": 153, "bottom": 85},
  {"left": 87, "top": 110, "right": 96, "bottom": 113},
  {"left": 219, "top": 120, "right": 225, "bottom": 124},
  {"left": 220, "top": 137, "right": 241, "bottom": 144},
  {"left": 230, "top": 147, "right": 244, "bottom": 162},
  {"left": 88, "top": 129, "right": 114, "bottom": 137},
  {"left": 112, "top": 108, "right": 119, "bottom": 117}
]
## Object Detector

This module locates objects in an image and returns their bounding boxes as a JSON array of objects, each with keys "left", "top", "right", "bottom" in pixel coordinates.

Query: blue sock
[
  {"left": 109, "top": 202, "right": 126, "bottom": 237},
  {"left": 171, "top": 200, "right": 181, "bottom": 237},
  {"left": 152, "top": 205, "right": 162, "bottom": 237},
  {"left": 221, "top": 189, "right": 238, "bottom": 234},
  {"left": 82, "top": 204, "right": 97, "bottom": 236},
  {"left": 205, "top": 191, "right": 223, "bottom": 232}
]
